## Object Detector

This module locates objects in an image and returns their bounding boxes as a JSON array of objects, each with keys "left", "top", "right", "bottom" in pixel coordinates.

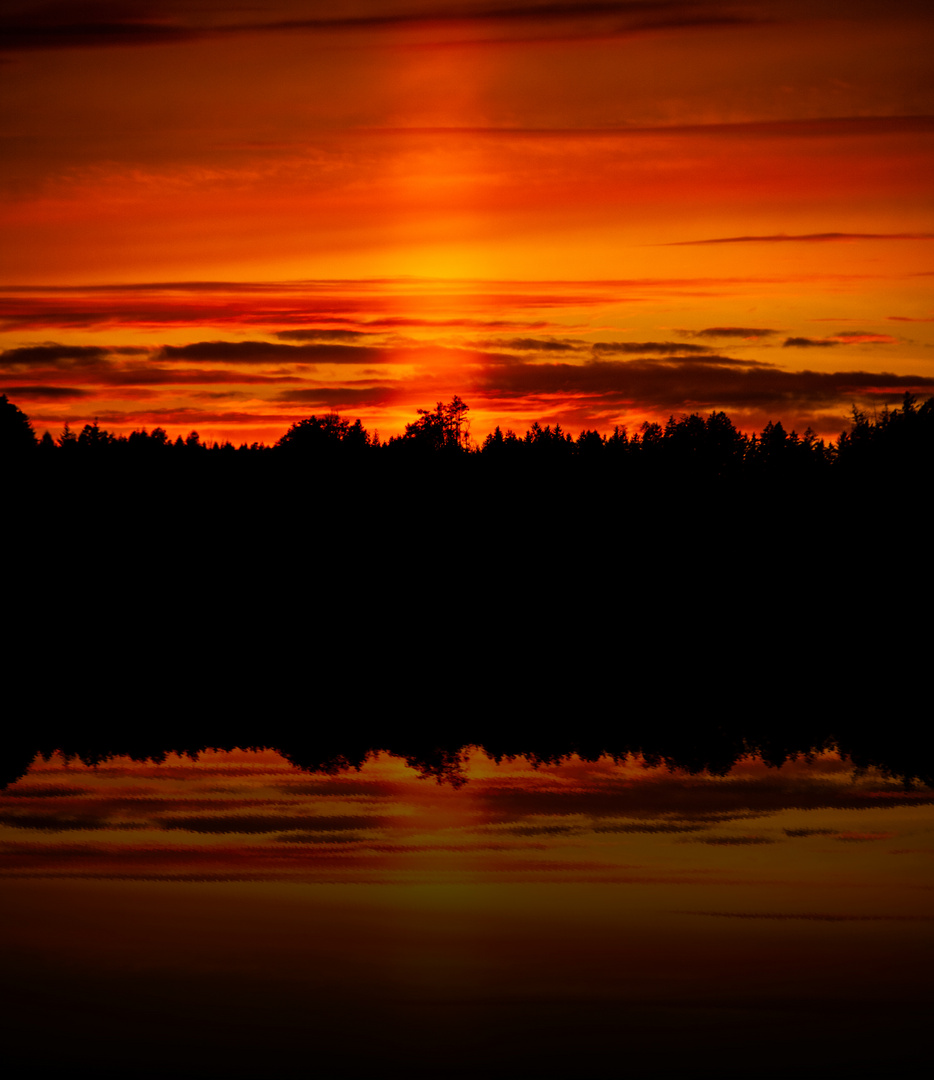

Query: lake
[{"left": 2, "top": 742, "right": 931, "bottom": 1078}]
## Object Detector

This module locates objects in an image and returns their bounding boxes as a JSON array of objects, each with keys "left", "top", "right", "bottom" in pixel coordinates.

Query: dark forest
[{"left": 4, "top": 391, "right": 928, "bottom": 734}]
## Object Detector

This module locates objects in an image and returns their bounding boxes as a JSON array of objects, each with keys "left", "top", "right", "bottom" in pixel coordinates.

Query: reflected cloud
[
  {"left": 0, "top": 812, "right": 144, "bottom": 832},
  {"left": 161, "top": 814, "right": 383, "bottom": 834},
  {"left": 685, "top": 835, "right": 777, "bottom": 845},
  {"left": 678, "top": 910, "right": 934, "bottom": 921},
  {"left": 1, "top": 740, "right": 930, "bottom": 887}
]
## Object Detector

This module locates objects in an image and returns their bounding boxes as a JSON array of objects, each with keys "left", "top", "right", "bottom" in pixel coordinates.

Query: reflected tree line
[
  {"left": 2, "top": 392, "right": 932, "bottom": 484},
  {"left": 2, "top": 722, "right": 932, "bottom": 791}
]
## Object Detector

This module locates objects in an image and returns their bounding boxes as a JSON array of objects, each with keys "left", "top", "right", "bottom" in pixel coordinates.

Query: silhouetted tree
[
  {"left": 0, "top": 395, "right": 36, "bottom": 454},
  {"left": 482, "top": 425, "right": 505, "bottom": 454},
  {"left": 277, "top": 412, "right": 371, "bottom": 454},
  {"left": 403, "top": 397, "right": 470, "bottom": 451},
  {"left": 77, "top": 420, "right": 115, "bottom": 451},
  {"left": 576, "top": 429, "right": 605, "bottom": 459},
  {"left": 57, "top": 421, "right": 78, "bottom": 452}
]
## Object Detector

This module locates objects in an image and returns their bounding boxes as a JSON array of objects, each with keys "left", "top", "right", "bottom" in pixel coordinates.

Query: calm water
[{"left": 2, "top": 747, "right": 931, "bottom": 1078}]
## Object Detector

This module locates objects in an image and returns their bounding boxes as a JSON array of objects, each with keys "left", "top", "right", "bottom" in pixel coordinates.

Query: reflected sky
[
  {"left": 2, "top": 747, "right": 931, "bottom": 1079},
  {"left": 3, "top": 748, "right": 933, "bottom": 892}
]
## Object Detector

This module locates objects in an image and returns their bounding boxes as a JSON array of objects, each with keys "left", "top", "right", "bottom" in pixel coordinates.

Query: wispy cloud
[
  {"left": 157, "top": 341, "right": 397, "bottom": 365},
  {"left": 367, "top": 116, "right": 934, "bottom": 143},
  {"left": 275, "top": 330, "right": 375, "bottom": 343},
  {"left": 783, "top": 333, "right": 898, "bottom": 348},
  {"left": 832, "top": 333, "right": 899, "bottom": 345},
  {"left": 685, "top": 327, "right": 780, "bottom": 340},
  {"left": 0, "top": 385, "right": 94, "bottom": 400},
  {"left": 466, "top": 336, "right": 585, "bottom": 352},
  {"left": 0, "top": 8, "right": 209, "bottom": 52},
  {"left": 593, "top": 341, "right": 714, "bottom": 355},
  {"left": 367, "top": 116, "right": 934, "bottom": 140},
  {"left": 783, "top": 337, "right": 840, "bottom": 348},
  {"left": 0, "top": 2, "right": 767, "bottom": 54},
  {"left": 668, "top": 232, "right": 934, "bottom": 246},
  {"left": 1, "top": 344, "right": 112, "bottom": 366},
  {"left": 476, "top": 357, "right": 934, "bottom": 416},
  {"left": 0, "top": 280, "right": 616, "bottom": 333}
]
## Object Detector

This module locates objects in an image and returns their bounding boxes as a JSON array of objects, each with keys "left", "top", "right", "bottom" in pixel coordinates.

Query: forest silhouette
[{"left": 4, "top": 392, "right": 928, "bottom": 737}]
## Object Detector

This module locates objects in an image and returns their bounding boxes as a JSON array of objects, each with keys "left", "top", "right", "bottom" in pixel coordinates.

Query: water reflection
[{"left": 2, "top": 745, "right": 931, "bottom": 1078}]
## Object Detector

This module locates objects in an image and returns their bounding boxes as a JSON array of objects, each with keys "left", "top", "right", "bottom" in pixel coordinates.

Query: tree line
[{"left": 3, "top": 391, "right": 931, "bottom": 481}]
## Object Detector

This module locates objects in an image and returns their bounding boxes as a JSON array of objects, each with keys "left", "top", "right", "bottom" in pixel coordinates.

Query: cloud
[
  {"left": 471, "top": 766, "right": 930, "bottom": 826},
  {"left": 783, "top": 334, "right": 898, "bottom": 348},
  {"left": 476, "top": 357, "right": 934, "bottom": 416},
  {"left": 374, "top": 116, "right": 934, "bottom": 140},
  {"left": 0, "top": 279, "right": 865, "bottom": 334},
  {"left": 2, "top": 785, "right": 88, "bottom": 799},
  {"left": 668, "top": 232, "right": 934, "bottom": 246},
  {"left": 593, "top": 341, "right": 714, "bottom": 355},
  {"left": 1, "top": 360, "right": 306, "bottom": 388},
  {"left": 0, "top": 309, "right": 555, "bottom": 335},
  {"left": 832, "top": 333, "right": 899, "bottom": 345},
  {"left": 468, "top": 337, "right": 584, "bottom": 352},
  {"left": 365, "top": 317, "right": 554, "bottom": 331},
  {"left": 264, "top": 2, "right": 764, "bottom": 38},
  {"left": 687, "top": 327, "right": 780, "bottom": 340},
  {"left": 832, "top": 831, "right": 897, "bottom": 842},
  {"left": 0, "top": 284, "right": 602, "bottom": 333},
  {"left": 0, "top": 8, "right": 208, "bottom": 52},
  {"left": 363, "top": 317, "right": 555, "bottom": 331},
  {"left": 0, "top": 2, "right": 767, "bottom": 55},
  {"left": 0, "top": 810, "right": 141, "bottom": 832},
  {"left": 0, "top": 344, "right": 110, "bottom": 367},
  {"left": 275, "top": 330, "right": 374, "bottom": 343},
  {"left": 66, "top": 407, "right": 309, "bottom": 427},
  {"left": 157, "top": 341, "right": 396, "bottom": 364},
  {"left": 783, "top": 337, "right": 840, "bottom": 348},
  {"left": 0, "top": 386, "right": 94, "bottom": 400}
]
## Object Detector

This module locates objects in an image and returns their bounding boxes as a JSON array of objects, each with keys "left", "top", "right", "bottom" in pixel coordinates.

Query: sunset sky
[{"left": 2, "top": 0, "right": 933, "bottom": 444}]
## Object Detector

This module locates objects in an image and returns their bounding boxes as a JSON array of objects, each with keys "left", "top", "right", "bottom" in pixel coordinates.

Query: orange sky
[{"left": 2, "top": 1, "right": 933, "bottom": 444}]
